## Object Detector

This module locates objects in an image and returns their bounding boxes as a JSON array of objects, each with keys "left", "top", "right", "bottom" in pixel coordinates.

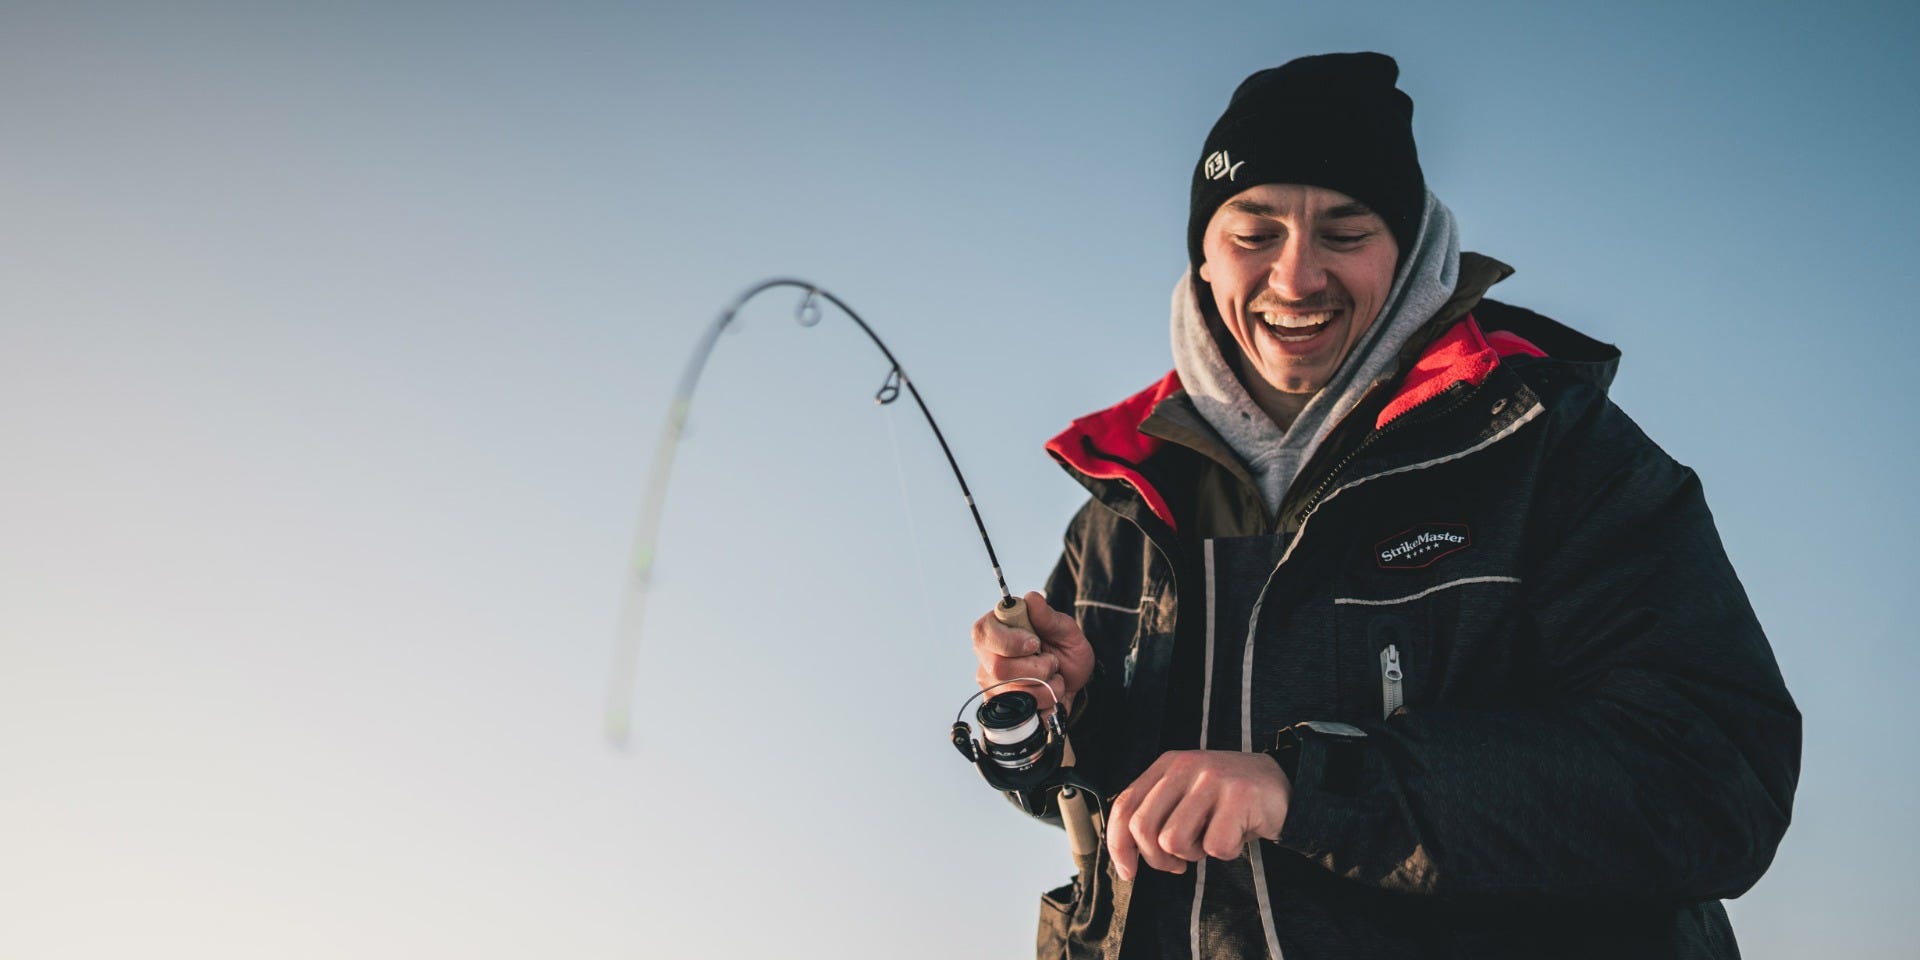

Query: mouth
[{"left": 1254, "top": 310, "right": 1340, "bottom": 344}]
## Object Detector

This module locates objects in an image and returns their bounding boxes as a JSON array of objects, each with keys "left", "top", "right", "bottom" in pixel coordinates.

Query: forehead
[{"left": 1212, "top": 183, "right": 1379, "bottom": 224}]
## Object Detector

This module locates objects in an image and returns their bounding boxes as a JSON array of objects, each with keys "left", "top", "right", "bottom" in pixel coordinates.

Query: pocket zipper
[{"left": 1379, "top": 644, "right": 1404, "bottom": 719}]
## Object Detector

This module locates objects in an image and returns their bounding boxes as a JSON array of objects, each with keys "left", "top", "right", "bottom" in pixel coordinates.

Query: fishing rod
[
  {"left": 606, "top": 278, "right": 1021, "bottom": 746},
  {"left": 612, "top": 277, "right": 1104, "bottom": 871}
]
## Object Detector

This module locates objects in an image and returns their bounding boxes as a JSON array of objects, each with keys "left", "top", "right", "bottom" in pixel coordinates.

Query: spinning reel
[{"left": 949, "top": 601, "right": 1106, "bottom": 871}]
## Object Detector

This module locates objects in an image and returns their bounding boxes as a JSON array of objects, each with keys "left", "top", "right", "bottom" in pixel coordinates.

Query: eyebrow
[{"left": 1224, "top": 198, "right": 1378, "bottom": 220}]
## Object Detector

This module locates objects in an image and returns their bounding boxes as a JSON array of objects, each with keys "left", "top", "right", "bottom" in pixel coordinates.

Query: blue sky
[{"left": 2, "top": 1, "right": 1915, "bottom": 957}]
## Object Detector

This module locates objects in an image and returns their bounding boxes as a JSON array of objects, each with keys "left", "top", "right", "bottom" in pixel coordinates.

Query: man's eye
[
  {"left": 1324, "top": 232, "right": 1372, "bottom": 246},
  {"left": 1233, "top": 233, "right": 1276, "bottom": 247}
]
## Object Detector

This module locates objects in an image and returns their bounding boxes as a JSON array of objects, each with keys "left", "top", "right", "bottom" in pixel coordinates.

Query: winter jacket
[{"left": 1023, "top": 254, "right": 1800, "bottom": 959}]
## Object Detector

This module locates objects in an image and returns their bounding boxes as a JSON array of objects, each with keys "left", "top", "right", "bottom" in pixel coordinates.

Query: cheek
[
  {"left": 1205, "top": 267, "right": 1252, "bottom": 317},
  {"left": 1339, "top": 257, "right": 1397, "bottom": 318},
  {"left": 1203, "top": 258, "right": 1240, "bottom": 296},
  {"left": 1362, "top": 252, "right": 1398, "bottom": 303}
]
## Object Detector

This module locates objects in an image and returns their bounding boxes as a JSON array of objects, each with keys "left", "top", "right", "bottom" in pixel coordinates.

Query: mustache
[{"left": 1248, "top": 292, "right": 1351, "bottom": 313}]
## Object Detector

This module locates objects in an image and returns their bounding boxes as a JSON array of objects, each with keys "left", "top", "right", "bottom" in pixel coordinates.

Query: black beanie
[{"left": 1186, "top": 52, "right": 1425, "bottom": 282}]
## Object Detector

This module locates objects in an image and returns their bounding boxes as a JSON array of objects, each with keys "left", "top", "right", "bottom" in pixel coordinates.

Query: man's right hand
[{"left": 971, "top": 591, "right": 1095, "bottom": 717}]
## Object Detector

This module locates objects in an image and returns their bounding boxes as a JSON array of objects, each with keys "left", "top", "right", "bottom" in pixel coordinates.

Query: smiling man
[
  {"left": 1196, "top": 187, "right": 1400, "bottom": 448},
  {"left": 971, "top": 53, "right": 1799, "bottom": 959}
]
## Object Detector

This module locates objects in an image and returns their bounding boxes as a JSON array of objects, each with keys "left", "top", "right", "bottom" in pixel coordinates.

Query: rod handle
[
  {"left": 1058, "top": 786, "right": 1101, "bottom": 861},
  {"left": 991, "top": 596, "right": 1032, "bottom": 632}
]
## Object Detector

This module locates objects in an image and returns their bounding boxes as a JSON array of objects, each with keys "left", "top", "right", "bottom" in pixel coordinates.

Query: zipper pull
[{"left": 1379, "top": 644, "right": 1404, "bottom": 720}]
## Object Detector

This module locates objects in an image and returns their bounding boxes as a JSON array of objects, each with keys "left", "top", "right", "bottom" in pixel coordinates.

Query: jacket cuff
[{"left": 1272, "top": 721, "right": 1370, "bottom": 855}]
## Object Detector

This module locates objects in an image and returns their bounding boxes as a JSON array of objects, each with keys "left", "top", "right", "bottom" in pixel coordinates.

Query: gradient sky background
[{"left": 3, "top": 1, "right": 1915, "bottom": 957}]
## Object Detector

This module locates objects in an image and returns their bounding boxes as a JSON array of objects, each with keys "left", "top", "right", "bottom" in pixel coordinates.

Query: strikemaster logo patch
[{"left": 1375, "top": 523, "right": 1471, "bottom": 569}]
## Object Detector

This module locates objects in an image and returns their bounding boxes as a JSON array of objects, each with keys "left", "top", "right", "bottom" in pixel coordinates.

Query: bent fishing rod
[
  {"left": 611, "top": 277, "right": 1105, "bottom": 869},
  {"left": 607, "top": 278, "right": 1020, "bottom": 745}
]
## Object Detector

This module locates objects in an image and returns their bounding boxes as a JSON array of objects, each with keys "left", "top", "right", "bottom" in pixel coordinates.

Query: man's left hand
[{"left": 1106, "top": 750, "right": 1291, "bottom": 882}]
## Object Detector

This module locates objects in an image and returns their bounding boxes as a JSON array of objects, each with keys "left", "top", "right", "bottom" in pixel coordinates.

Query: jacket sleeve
[
  {"left": 1005, "top": 504, "right": 1130, "bottom": 826},
  {"left": 1274, "top": 400, "right": 1801, "bottom": 905}
]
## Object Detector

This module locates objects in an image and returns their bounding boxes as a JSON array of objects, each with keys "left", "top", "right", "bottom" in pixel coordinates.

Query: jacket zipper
[
  {"left": 1379, "top": 645, "right": 1404, "bottom": 719},
  {"left": 1289, "top": 380, "right": 1481, "bottom": 529}
]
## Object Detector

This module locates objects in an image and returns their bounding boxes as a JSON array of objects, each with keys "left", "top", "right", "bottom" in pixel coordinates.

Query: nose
[{"left": 1268, "top": 236, "right": 1328, "bottom": 301}]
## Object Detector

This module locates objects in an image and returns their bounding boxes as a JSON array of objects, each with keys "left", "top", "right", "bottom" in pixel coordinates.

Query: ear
[{"left": 1198, "top": 260, "right": 1212, "bottom": 283}]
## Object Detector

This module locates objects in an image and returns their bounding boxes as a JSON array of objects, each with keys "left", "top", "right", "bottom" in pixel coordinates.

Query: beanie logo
[{"left": 1203, "top": 151, "right": 1246, "bottom": 181}]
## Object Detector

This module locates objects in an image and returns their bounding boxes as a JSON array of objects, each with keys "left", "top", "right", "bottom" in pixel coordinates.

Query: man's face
[{"left": 1198, "top": 184, "right": 1400, "bottom": 402}]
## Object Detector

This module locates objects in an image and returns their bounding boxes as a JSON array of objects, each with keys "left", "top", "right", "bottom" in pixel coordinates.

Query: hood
[
  {"left": 1472, "top": 298, "right": 1621, "bottom": 393},
  {"left": 1047, "top": 283, "right": 1554, "bottom": 532}
]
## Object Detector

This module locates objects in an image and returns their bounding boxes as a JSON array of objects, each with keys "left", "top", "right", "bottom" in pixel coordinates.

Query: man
[{"left": 971, "top": 53, "right": 1799, "bottom": 959}]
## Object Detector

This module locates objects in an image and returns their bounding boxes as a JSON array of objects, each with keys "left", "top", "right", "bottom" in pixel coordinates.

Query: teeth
[{"left": 1259, "top": 311, "right": 1335, "bottom": 329}]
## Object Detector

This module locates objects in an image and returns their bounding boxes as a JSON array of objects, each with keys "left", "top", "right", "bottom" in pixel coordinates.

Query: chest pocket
[
  {"left": 1332, "top": 572, "right": 1526, "bottom": 721},
  {"left": 1337, "top": 607, "right": 1432, "bottom": 720},
  {"left": 1072, "top": 595, "right": 1150, "bottom": 688}
]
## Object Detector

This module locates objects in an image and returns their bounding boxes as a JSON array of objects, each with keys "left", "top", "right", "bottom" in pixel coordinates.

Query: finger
[
  {"left": 1105, "top": 756, "right": 1175, "bottom": 883},
  {"left": 1021, "top": 592, "right": 1093, "bottom": 703},
  {"left": 1026, "top": 672, "right": 1065, "bottom": 715},
  {"left": 972, "top": 611, "right": 1040, "bottom": 659},
  {"left": 982, "top": 652, "right": 1059, "bottom": 685},
  {"left": 1023, "top": 591, "right": 1090, "bottom": 658},
  {"left": 1158, "top": 785, "right": 1217, "bottom": 864},
  {"left": 1021, "top": 591, "right": 1075, "bottom": 641},
  {"left": 979, "top": 653, "right": 1058, "bottom": 710},
  {"left": 1106, "top": 771, "right": 1153, "bottom": 883},
  {"left": 1126, "top": 762, "right": 1194, "bottom": 875},
  {"left": 1200, "top": 795, "right": 1253, "bottom": 861}
]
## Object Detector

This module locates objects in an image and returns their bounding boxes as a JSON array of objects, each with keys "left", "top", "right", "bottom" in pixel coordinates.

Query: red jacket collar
[
  {"left": 1043, "top": 368, "right": 1185, "bottom": 531},
  {"left": 1044, "top": 315, "right": 1545, "bottom": 531}
]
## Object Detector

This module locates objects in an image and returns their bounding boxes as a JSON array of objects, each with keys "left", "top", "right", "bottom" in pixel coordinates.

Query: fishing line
[
  {"left": 880, "top": 404, "right": 939, "bottom": 637},
  {"left": 607, "top": 278, "right": 1015, "bottom": 746}
]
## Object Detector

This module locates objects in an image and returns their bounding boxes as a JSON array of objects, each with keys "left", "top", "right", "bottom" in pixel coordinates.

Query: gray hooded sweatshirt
[{"left": 1171, "top": 190, "right": 1461, "bottom": 514}]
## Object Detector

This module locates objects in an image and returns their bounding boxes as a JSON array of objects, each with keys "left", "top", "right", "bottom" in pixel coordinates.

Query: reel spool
[
  {"left": 978, "top": 690, "right": 1054, "bottom": 774},
  {"left": 951, "top": 680, "right": 1071, "bottom": 796}
]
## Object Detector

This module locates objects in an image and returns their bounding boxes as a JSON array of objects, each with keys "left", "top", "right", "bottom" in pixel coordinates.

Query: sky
[{"left": 1, "top": 1, "right": 1915, "bottom": 957}]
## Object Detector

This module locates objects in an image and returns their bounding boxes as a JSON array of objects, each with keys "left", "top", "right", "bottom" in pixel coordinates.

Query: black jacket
[{"left": 1026, "top": 268, "right": 1800, "bottom": 959}]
